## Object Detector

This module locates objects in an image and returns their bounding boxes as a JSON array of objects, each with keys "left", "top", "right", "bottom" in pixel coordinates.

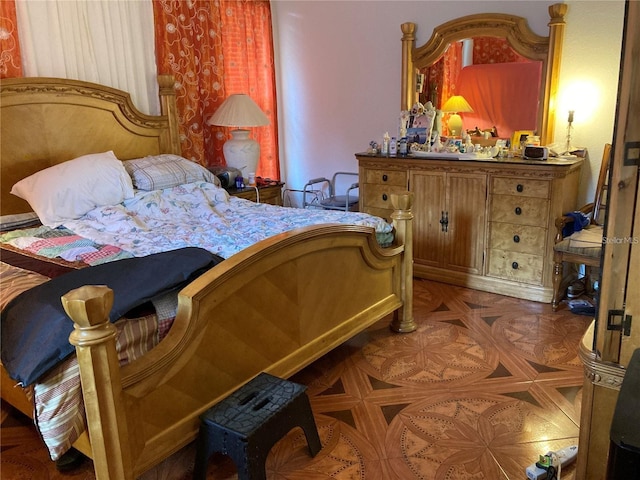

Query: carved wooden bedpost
[
  {"left": 63, "top": 286, "right": 134, "bottom": 480},
  {"left": 157, "top": 74, "right": 182, "bottom": 156},
  {"left": 390, "top": 192, "right": 416, "bottom": 333}
]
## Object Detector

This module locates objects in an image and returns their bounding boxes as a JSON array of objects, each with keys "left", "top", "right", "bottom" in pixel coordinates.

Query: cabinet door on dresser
[
  {"left": 411, "top": 171, "right": 487, "bottom": 274},
  {"left": 487, "top": 177, "right": 550, "bottom": 285}
]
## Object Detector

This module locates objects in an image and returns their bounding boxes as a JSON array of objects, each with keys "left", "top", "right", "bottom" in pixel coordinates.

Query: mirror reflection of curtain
[
  {"left": 421, "top": 42, "right": 462, "bottom": 109},
  {"left": 472, "top": 37, "right": 530, "bottom": 64},
  {"left": 458, "top": 62, "right": 542, "bottom": 137},
  {"left": 463, "top": 37, "right": 539, "bottom": 136},
  {"left": 420, "top": 36, "right": 538, "bottom": 137}
]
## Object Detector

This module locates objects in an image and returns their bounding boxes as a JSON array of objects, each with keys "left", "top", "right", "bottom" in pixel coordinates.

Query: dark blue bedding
[{"left": 1, "top": 247, "right": 222, "bottom": 386}]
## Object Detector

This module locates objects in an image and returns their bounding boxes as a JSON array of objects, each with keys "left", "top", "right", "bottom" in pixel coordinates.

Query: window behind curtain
[{"left": 14, "top": 0, "right": 159, "bottom": 115}]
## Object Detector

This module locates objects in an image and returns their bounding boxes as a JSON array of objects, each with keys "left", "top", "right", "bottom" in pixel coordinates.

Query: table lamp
[
  {"left": 207, "top": 94, "right": 270, "bottom": 178},
  {"left": 441, "top": 95, "right": 473, "bottom": 137}
]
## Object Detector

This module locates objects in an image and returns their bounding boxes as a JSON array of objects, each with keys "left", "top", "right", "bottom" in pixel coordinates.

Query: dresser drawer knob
[
  {"left": 382, "top": 174, "right": 388, "bottom": 182},
  {"left": 382, "top": 193, "right": 388, "bottom": 201},
  {"left": 513, "top": 235, "right": 520, "bottom": 243},
  {"left": 512, "top": 261, "right": 519, "bottom": 269},
  {"left": 516, "top": 184, "right": 524, "bottom": 192},
  {"left": 515, "top": 207, "right": 522, "bottom": 215}
]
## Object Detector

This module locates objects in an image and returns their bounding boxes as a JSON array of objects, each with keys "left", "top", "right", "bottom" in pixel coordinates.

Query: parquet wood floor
[{"left": 0, "top": 279, "right": 590, "bottom": 479}]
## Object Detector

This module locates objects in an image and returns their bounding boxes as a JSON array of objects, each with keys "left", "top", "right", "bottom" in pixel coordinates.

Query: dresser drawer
[
  {"left": 363, "top": 184, "right": 408, "bottom": 210},
  {"left": 364, "top": 169, "right": 406, "bottom": 186},
  {"left": 487, "top": 249, "right": 544, "bottom": 285},
  {"left": 491, "top": 177, "right": 550, "bottom": 198},
  {"left": 489, "top": 223, "right": 547, "bottom": 255},
  {"left": 490, "top": 195, "right": 549, "bottom": 226}
]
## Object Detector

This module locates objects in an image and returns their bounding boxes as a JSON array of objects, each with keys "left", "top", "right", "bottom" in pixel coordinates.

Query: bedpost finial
[
  {"left": 390, "top": 191, "right": 414, "bottom": 213},
  {"left": 62, "top": 285, "right": 114, "bottom": 328},
  {"left": 548, "top": 3, "right": 568, "bottom": 23}
]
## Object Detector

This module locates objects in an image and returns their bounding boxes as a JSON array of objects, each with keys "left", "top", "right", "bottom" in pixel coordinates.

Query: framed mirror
[{"left": 401, "top": 3, "right": 567, "bottom": 145}]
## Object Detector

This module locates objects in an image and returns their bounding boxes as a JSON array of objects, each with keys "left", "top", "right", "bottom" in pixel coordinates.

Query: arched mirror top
[{"left": 401, "top": 3, "right": 567, "bottom": 144}]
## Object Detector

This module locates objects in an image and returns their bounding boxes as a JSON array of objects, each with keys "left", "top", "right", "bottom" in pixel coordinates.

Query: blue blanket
[
  {"left": 562, "top": 211, "right": 591, "bottom": 237},
  {"left": 1, "top": 247, "right": 222, "bottom": 386}
]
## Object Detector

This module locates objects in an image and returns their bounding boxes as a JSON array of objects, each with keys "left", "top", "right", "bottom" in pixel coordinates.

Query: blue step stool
[{"left": 193, "top": 372, "right": 322, "bottom": 479}]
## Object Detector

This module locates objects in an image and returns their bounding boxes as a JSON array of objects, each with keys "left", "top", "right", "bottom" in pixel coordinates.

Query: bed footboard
[{"left": 64, "top": 193, "right": 413, "bottom": 479}]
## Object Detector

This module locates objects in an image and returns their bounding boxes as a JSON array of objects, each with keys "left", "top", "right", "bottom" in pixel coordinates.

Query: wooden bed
[{"left": 0, "top": 76, "right": 415, "bottom": 479}]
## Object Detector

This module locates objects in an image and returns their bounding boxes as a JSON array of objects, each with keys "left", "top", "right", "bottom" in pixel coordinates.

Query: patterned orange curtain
[
  {"left": 422, "top": 41, "right": 463, "bottom": 110},
  {"left": 0, "top": 0, "right": 23, "bottom": 78},
  {"left": 220, "top": 0, "right": 278, "bottom": 179},
  {"left": 152, "top": 0, "right": 279, "bottom": 179}
]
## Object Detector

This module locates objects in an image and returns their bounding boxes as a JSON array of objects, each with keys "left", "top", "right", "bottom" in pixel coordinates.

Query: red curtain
[
  {"left": 0, "top": 0, "right": 23, "bottom": 78},
  {"left": 153, "top": 1, "right": 226, "bottom": 168},
  {"left": 421, "top": 42, "right": 463, "bottom": 110},
  {"left": 219, "top": 0, "right": 278, "bottom": 179},
  {"left": 153, "top": 0, "right": 279, "bottom": 179}
]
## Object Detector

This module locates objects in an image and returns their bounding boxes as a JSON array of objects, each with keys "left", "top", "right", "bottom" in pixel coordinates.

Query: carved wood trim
[
  {"left": 2, "top": 80, "right": 167, "bottom": 130},
  {"left": 579, "top": 339, "right": 626, "bottom": 391}
]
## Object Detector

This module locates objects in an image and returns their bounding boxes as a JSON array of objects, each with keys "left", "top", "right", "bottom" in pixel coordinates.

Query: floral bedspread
[{"left": 59, "top": 182, "right": 393, "bottom": 259}]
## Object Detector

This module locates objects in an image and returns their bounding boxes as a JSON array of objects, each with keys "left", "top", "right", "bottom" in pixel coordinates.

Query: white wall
[
  {"left": 272, "top": 0, "right": 625, "bottom": 207},
  {"left": 552, "top": 0, "right": 625, "bottom": 205}
]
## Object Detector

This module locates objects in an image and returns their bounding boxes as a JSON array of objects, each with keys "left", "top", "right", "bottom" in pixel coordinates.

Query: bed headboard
[{"left": 1, "top": 75, "right": 181, "bottom": 216}]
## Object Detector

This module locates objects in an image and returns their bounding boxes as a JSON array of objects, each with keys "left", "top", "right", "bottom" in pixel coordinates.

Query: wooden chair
[{"left": 551, "top": 144, "right": 612, "bottom": 311}]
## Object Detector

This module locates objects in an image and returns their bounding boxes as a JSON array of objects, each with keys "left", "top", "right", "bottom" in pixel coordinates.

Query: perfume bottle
[
  {"left": 389, "top": 137, "right": 397, "bottom": 155},
  {"left": 398, "top": 137, "right": 408, "bottom": 156},
  {"left": 382, "top": 132, "right": 390, "bottom": 155}
]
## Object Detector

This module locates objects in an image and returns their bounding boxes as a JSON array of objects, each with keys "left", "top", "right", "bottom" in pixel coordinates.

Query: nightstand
[{"left": 226, "top": 182, "right": 285, "bottom": 206}]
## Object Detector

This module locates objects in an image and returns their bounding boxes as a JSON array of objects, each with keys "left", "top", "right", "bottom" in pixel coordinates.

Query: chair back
[{"left": 592, "top": 143, "right": 612, "bottom": 226}]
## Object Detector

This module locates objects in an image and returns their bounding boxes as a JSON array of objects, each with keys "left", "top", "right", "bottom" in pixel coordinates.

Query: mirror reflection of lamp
[
  {"left": 441, "top": 95, "right": 473, "bottom": 137},
  {"left": 206, "top": 94, "right": 270, "bottom": 179}
]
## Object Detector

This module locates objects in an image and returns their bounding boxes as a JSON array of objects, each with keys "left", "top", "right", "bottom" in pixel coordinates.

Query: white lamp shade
[{"left": 207, "top": 94, "right": 269, "bottom": 127}]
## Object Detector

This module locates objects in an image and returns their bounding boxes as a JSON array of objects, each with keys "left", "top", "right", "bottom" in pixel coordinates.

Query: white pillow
[
  {"left": 10, "top": 151, "right": 134, "bottom": 228},
  {"left": 123, "top": 154, "right": 220, "bottom": 191}
]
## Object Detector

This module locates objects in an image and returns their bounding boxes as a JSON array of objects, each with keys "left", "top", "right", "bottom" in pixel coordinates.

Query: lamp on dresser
[
  {"left": 207, "top": 94, "right": 270, "bottom": 179},
  {"left": 441, "top": 95, "right": 473, "bottom": 137}
]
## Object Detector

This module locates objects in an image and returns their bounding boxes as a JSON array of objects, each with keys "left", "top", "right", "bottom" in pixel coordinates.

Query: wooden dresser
[{"left": 356, "top": 153, "right": 583, "bottom": 302}]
